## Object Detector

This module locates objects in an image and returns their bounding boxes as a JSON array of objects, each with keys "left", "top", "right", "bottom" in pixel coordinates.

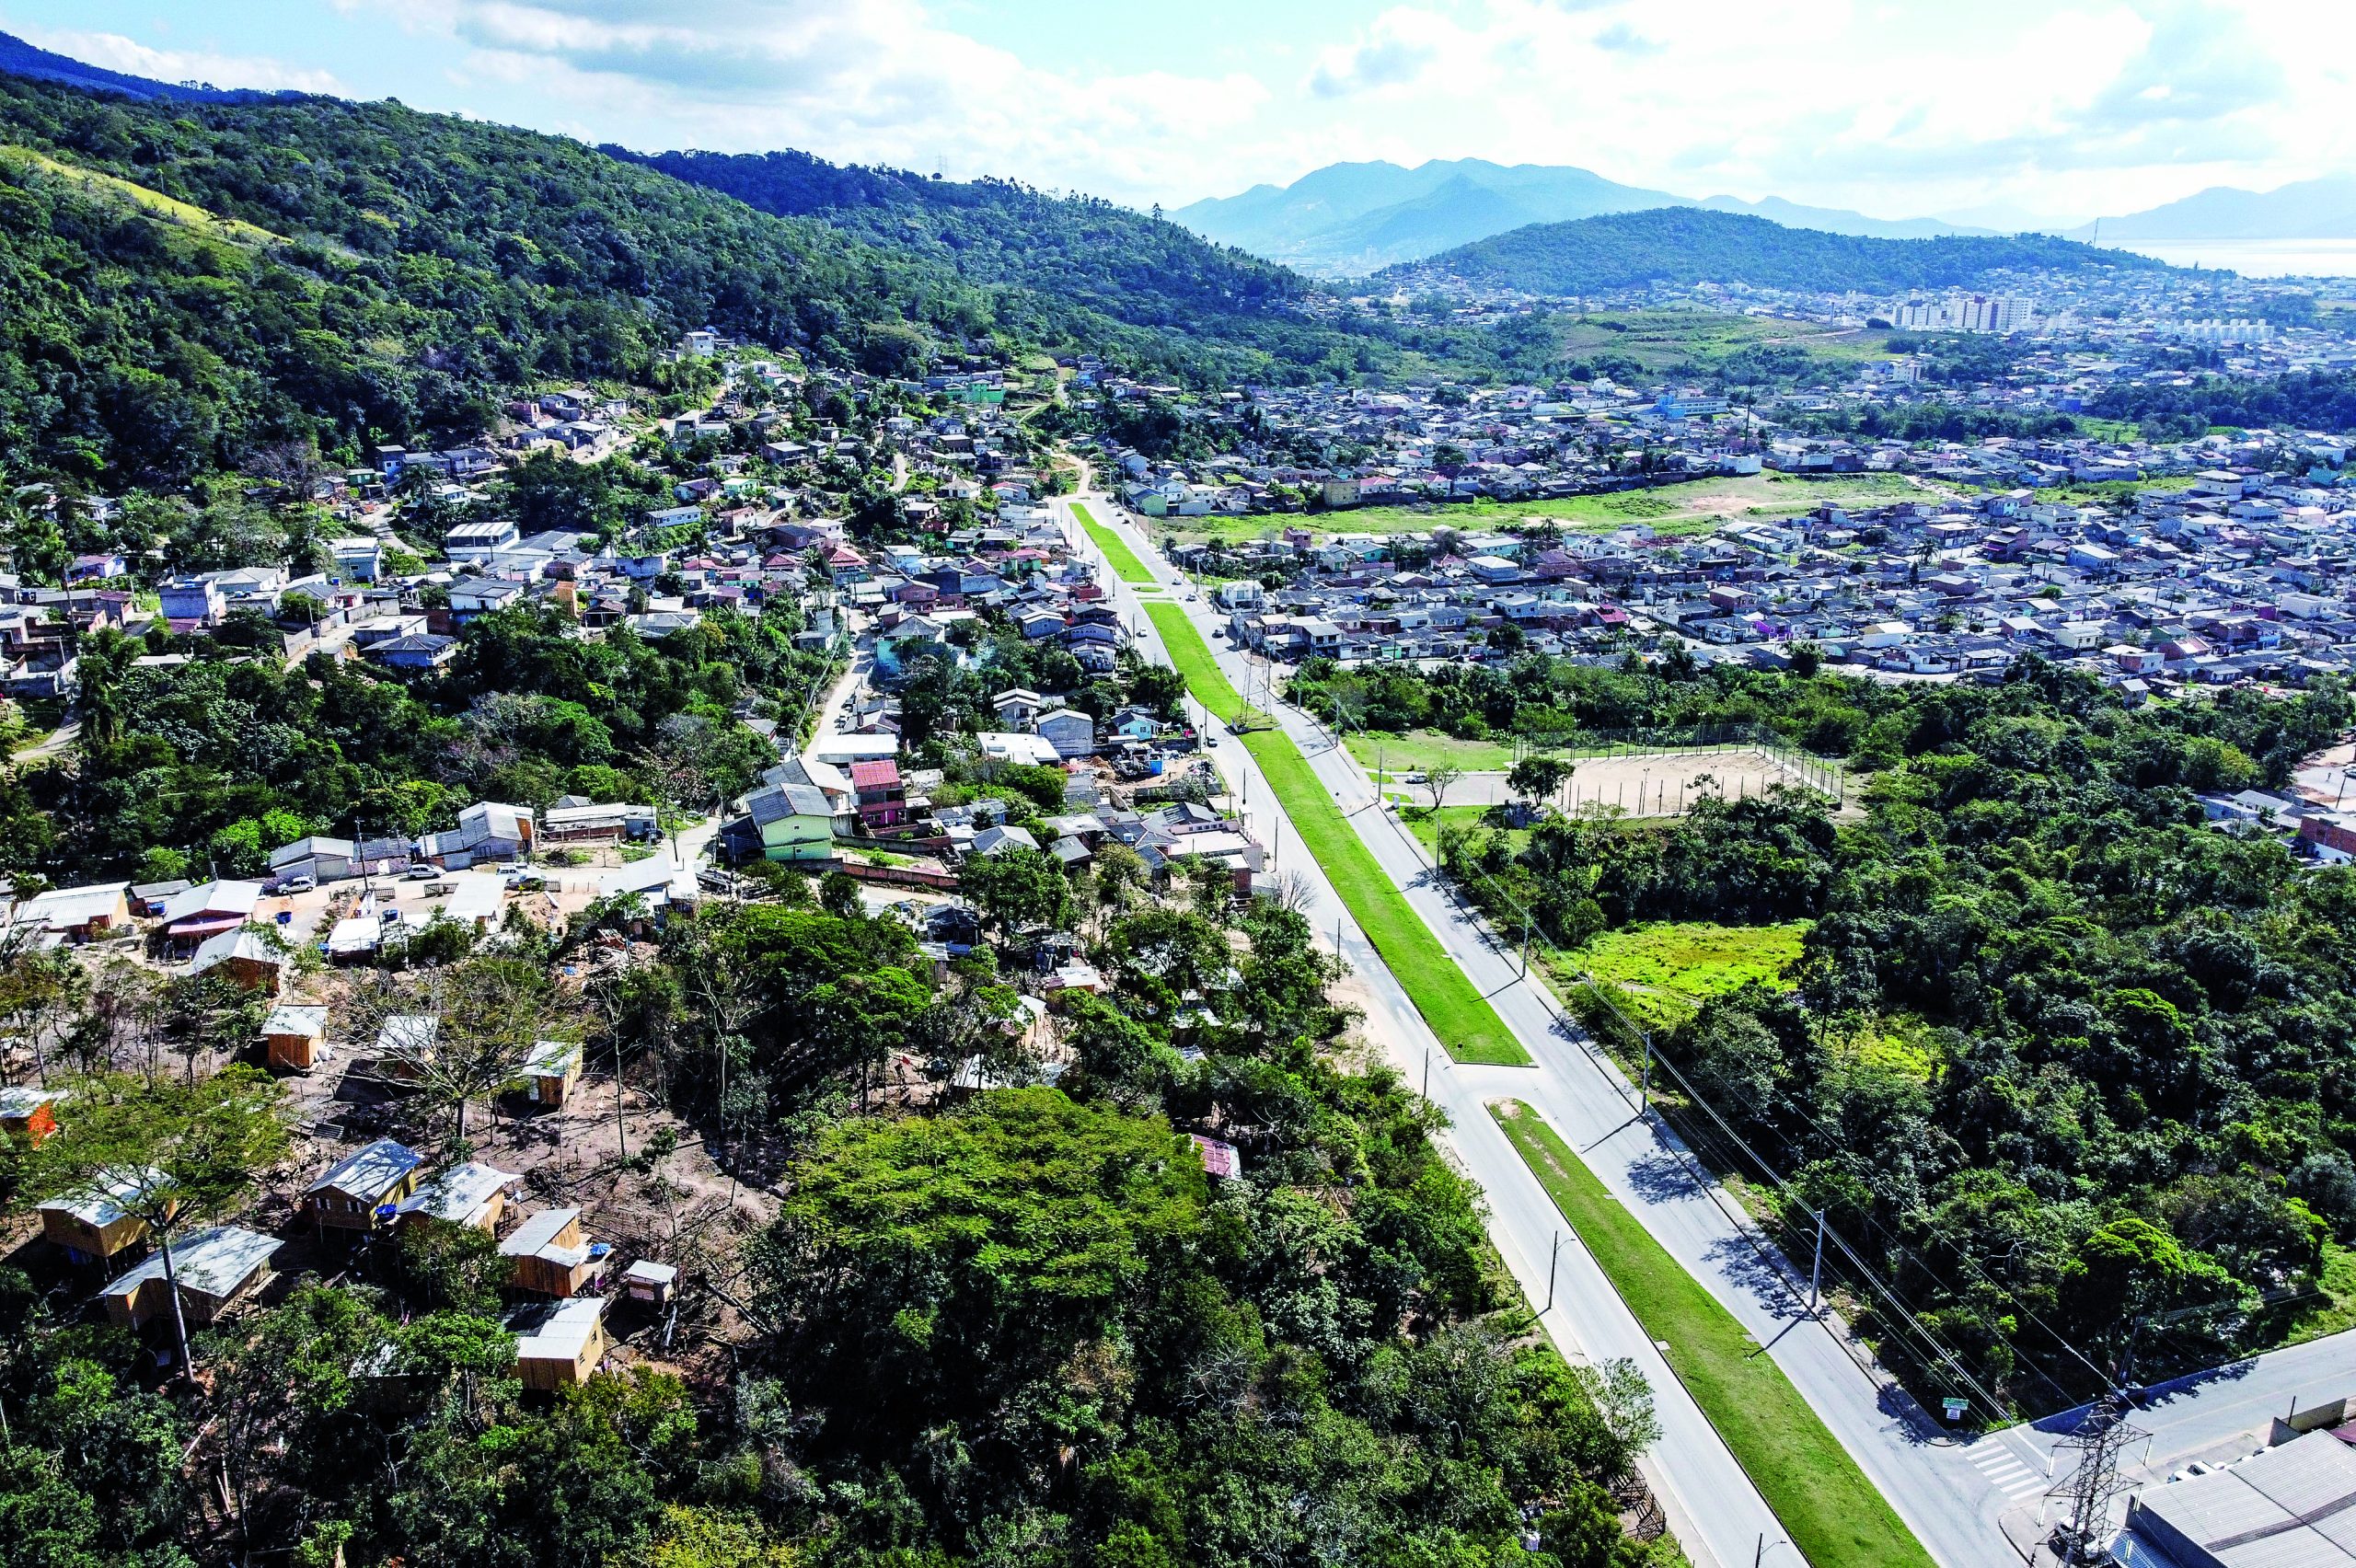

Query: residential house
[
  {"left": 261, "top": 1002, "right": 330, "bottom": 1072},
  {"left": 398, "top": 1162, "right": 518, "bottom": 1233},
  {"left": 512, "top": 1297, "right": 609, "bottom": 1391},
  {"left": 330, "top": 536, "right": 385, "bottom": 582},
  {"left": 420, "top": 801, "right": 535, "bottom": 869},
  {"left": 11, "top": 881, "right": 131, "bottom": 943},
  {"left": 744, "top": 780, "right": 837, "bottom": 861},
  {"left": 40, "top": 1168, "right": 166, "bottom": 1269},
  {"left": 521, "top": 1039, "right": 583, "bottom": 1108},
  {"left": 156, "top": 880, "right": 264, "bottom": 955},
  {"left": 189, "top": 927, "right": 284, "bottom": 993},
  {"left": 850, "top": 760, "right": 909, "bottom": 832},
  {"left": 98, "top": 1225, "right": 281, "bottom": 1331},
  {"left": 502, "top": 1206, "right": 600, "bottom": 1297},
  {"left": 305, "top": 1138, "right": 426, "bottom": 1236},
  {"left": 364, "top": 633, "right": 458, "bottom": 670},
  {"left": 1035, "top": 708, "right": 1096, "bottom": 758}
]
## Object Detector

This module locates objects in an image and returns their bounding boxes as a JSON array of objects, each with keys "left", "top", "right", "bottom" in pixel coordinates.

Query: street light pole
[{"left": 1545, "top": 1229, "right": 1561, "bottom": 1312}]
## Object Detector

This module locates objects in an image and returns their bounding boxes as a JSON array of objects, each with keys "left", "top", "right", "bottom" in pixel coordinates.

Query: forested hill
[
  {"left": 1387, "top": 206, "right": 2169, "bottom": 294},
  {"left": 0, "top": 29, "right": 283, "bottom": 102},
  {"left": 612, "top": 146, "right": 1318, "bottom": 335},
  {"left": 0, "top": 71, "right": 1407, "bottom": 491}
]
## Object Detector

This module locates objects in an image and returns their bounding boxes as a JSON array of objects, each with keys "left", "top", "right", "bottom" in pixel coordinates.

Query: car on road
[
  {"left": 503, "top": 870, "right": 548, "bottom": 892},
  {"left": 1403, "top": 771, "right": 1427, "bottom": 783},
  {"left": 403, "top": 864, "right": 438, "bottom": 880},
  {"left": 274, "top": 874, "right": 318, "bottom": 894}
]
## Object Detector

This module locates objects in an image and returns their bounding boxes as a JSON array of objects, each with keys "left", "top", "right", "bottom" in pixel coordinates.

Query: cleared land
[
  {"left": 1345, "top": 729, "right": 1519, "bottom": 774},
  {"left": 1072, "top": 501, "right": 1160, "bottom": 585},
  {"left": 1492, "top": 1101, "right": 1936, "bottom": 1568},
  {"left": 1552, "top": 921, "right": 1808, "bottom": 1029},
  {"left": 1551, "top": 308, "right": 1904, "bottom": 373},
  {"left": 1166, "top": 471, "right": 1935, "bottom": 545},
  {"left": 1143, "top": 603, "right": 1529, "bottom": 1066}
]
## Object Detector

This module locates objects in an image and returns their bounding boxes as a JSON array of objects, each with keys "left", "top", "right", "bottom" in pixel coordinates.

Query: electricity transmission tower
[{"left": 2044, "top": 1395, "right": 2148, "bottom": 1564}]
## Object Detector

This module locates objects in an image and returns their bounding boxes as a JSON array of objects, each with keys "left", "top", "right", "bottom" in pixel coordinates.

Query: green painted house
[{"left": 746, "top": 781, "right": 837, "bottom": 861}]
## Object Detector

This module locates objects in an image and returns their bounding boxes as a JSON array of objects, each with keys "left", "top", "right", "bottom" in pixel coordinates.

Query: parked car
[
  {"left": 275, "top": 874, "right": 318, "bottom": 894},
  {"left": 403, "top": 864, "right": 438, "bottom": 880}
]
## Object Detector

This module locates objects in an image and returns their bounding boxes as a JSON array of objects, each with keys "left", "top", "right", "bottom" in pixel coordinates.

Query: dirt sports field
[{"left": 1378, "top": 743, "right": 1842, "bottom": 818}]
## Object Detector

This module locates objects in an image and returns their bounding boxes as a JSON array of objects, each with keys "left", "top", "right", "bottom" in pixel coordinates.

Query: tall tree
[{"left": 23, "top": 1066, "right": 291, "bottom": 1378}]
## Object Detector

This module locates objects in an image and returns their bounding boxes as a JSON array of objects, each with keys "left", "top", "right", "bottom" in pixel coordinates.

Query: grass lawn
[
  {"left": 1553, "top": 921, "right": 1809, "bottom": 1028},
  {"left": 1143, "top": 605, "right": 1529, "bottom": 1066},
  {"left": 1072, "top": 502, "right": 1160, "bottom": 585},
  {"left": 1172, "top": 472, "right": 1938, "bottom": 546},
  {"left": 1345, "top": 729, "right": 1519, "bottom": 775},
  {"left": 1552, "top": 308, "right": 1903, "bottom": 372},
  {"left": 1398, "top": 803, "right": 1520, "bottom": 859},
  {"left": 1492, "top": 1102, "right": 1935, "bottom": 1568}
]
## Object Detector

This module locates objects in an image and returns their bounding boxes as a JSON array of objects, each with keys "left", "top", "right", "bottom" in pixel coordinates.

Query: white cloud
[
  {"left": 24, "top": 26, "right": 344, "bottom": 93},
  {"left": 150, "top": 0, "right": 2356, "bottom": 228}
]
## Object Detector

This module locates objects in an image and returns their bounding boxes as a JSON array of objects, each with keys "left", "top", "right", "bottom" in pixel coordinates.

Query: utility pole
[
  {"left": 1545, "top": 1229, "right": 1561, "bottom": 1311},
  {"left": 1421, "top": 1046, "right": 1430, "bottom": 1100},
  {"left": 1638, "top": 1031, "right": 1653, "bottom": 1116},
  {"left": 1808, "top": 1208, "right": 1827, "bottom": 1312},
  {"left": 1519, "top": 907, "right": 1533, "bottom": 978}
]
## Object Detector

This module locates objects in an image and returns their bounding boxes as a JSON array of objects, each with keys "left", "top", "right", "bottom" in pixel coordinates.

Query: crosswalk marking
[{"left": 1968, "top": 1442, "right": 2047, "bottom": 1500}]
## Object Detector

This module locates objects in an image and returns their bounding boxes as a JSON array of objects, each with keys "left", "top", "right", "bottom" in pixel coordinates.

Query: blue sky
[{"left": 4, "top": 1, "right": 2347, "bottom": 226}]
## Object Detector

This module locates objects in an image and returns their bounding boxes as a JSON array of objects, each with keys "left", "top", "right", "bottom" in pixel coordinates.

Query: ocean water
[{"left": 2108, "top": 239, "right": 2356, "bottom": 280}]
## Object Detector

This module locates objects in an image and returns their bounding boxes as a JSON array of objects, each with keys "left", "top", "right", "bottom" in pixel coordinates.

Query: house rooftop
[
  {"left": 102, "top": 1224, "right": 278, "bottom": 1298},
  {"left": 307, "top": 1137, "right": 424, "bottom": 1197}
]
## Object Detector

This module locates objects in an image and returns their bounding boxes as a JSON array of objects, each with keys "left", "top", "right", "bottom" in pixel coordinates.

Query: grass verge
[
  {"left": 1491, "top": 1101, "right": 1934, "bottom": 1568},
  {"left": 1141, "top": 604, "right": 1528, "bottom": 1066},
  {"left": 1071, "top": 502, "right": 1160, "bottom": 585}
]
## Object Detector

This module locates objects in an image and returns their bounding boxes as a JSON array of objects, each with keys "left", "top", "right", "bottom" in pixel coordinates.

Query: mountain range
[
  {"left": 1172, "top": 157, "right": 1987, "bottom": 275},
  {"left": 1386, "top": 207, "right": 2164, "bottom": 299},
  {"left": 2074, "top": 174, "right": 2356, "bottom": 243}
]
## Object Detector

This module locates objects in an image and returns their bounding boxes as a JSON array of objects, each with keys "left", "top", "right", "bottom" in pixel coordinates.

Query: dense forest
[
  {"left": 609, "top": 149, "right": 1348, "bottom": 362},
  {"left": 1391, "top": 208, "right": 2167, "bottom": 297},
  {"left": 2089, "top": 369, "right": 2356, "bottom": 440},
  {"left": 0, "top": 72, "right": 1443, "bottom": 495},
  {"left": 0, "top": 829, "right": 1680, "bottom": 1568},
  {"left": 1294, "top": 652, "right": 2356, "bottom": 1410}
]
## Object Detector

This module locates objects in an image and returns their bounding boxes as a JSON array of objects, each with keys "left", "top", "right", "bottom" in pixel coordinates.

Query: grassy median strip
[
  {"left": 1072, "top": 502, "right": 1160, "bottom": 585},
  {"left": 1143, "top": 601, "right": 1529, "bottom": 1066},
  {"left": 1491, "top": 1101, "right": 1934, "bottom": 1568}
]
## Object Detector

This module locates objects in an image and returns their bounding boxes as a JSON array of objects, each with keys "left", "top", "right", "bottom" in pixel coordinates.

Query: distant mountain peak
[{"left": 1172, "top": 157, "right": 1979, "bottom": 275}]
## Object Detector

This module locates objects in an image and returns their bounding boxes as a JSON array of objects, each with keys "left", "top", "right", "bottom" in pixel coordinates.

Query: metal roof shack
[
  {"left": 2127, "top": 1429, "right": 2356, "bottom": 1568},
  {"left": 98, "top": 1224, "right": 280, "bottom": 1329},
  {"left": 398, "top": 1161, "right": 518, "bottom": 1231},
  {"left": 511, "top": 1296, "right": 609, "bottom": 1390}
]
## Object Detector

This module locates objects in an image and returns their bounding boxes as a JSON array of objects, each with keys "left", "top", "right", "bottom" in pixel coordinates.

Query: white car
[{"left": 277, "top": 874, "right": 317, "bottom": 894}]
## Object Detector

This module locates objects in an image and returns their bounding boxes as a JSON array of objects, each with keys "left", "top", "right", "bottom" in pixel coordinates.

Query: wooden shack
[
  {"left": 521, "top": 1038, "right": 583, "bottom": 1108},
  {"left": 512, "top": 1296, "right": 608, "bottom": 1391},
  {"left": 189, "top": 926, "right": 285, "bottom": 995},
  {"left": 397, "top": 1161, "right": 517, "bottom": 1233},
  {"left": 261, "top": 1002, "right": 330, "bottom": 1072},
  {"left": 623, "top": 1259, "right": 678, "bottom": 1309},
  {"left": 304, "top": 1138, "right": 424, "bottom": 1236},
  {"left": 98, "top": 1225, "right": 279, "bottom": 1331},
  {"left": 40, "top": 1168, "right": 168, "bottom": 1269},
  {"left": 500, "top": 1205, "right": 598, "bottom": 1297}
]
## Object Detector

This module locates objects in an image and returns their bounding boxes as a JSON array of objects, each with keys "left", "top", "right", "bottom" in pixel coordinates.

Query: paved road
[
  {"left": 1092, "top": 491, "right": 2356, "bottom": 1563},
  {"left": 1058, "top": 492, "right": 1796, "bottom": 1568}
]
